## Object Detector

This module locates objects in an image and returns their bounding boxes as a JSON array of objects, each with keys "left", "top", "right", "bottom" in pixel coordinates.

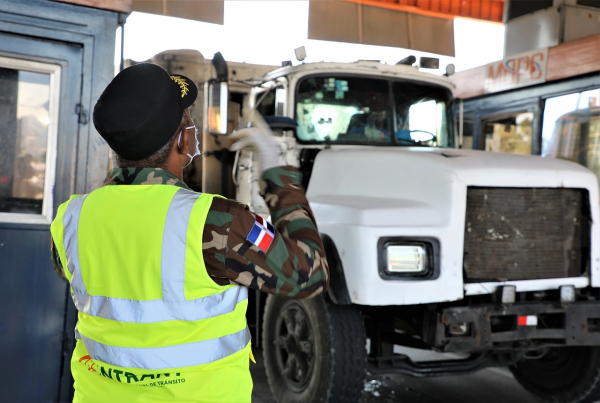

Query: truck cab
[{"left": 223, "top": 61, "right": 600, "bottom": 403}]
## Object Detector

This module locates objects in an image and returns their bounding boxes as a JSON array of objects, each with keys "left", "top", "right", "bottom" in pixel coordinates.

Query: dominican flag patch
[{"left": 246, "top": 214, "right": 275, "bottom": 253}]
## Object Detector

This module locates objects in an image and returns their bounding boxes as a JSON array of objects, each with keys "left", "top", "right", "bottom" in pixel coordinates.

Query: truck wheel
[
  {"left": 262, "top": 295, "right": 367, "bottom": 403},
  {"left": 510, "top": 346, "right": 600, "bottom": 403}
]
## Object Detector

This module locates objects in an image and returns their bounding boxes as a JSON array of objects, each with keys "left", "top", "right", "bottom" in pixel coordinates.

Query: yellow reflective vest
[{"left": 51, "top": 184, "right": 252, "bottom": 402}]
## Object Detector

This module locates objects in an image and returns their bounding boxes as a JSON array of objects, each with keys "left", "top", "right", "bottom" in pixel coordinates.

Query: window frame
[
  {"left": 0, "top": 56, "right": 61, "bottom": 225},
  {"left": 250, "top": 77, "right": 288, "bottom": 117}
]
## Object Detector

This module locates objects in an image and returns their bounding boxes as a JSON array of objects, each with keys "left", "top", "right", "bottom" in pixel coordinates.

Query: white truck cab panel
[{"left": 307, "top": 147, "right": 600, "bottom": 305}]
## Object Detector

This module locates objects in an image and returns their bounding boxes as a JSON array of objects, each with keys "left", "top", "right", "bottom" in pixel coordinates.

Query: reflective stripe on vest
[
  {"left": 60, "top": 187, "right": 250, "bottom": 369},
  {"left": 75, "top": 326, "right": 251, "bottom": 369},
  {"left": 70, "top": 286, "right": 247, "bottom": 323},
  {"left": 161, "top": 189, "right": 199, "bottom": 302},
  {"left": 62, "top": 194, "right": 89, "bottom": 294}
]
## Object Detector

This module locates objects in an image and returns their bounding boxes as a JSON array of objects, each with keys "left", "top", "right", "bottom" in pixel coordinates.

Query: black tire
[
  {"left": 262, "top": 295, "right": 367, "bottom": 403},
  {"left": 510, "top": 346, "right": 600, "bottom": 403}
]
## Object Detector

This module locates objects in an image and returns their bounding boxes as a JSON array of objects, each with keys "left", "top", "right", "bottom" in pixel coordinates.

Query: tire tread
[
  {"left": 510, "top": 347, "right": 600, "bottom": 403},
  {"left": 262, "top": 295, "right": 367, "bottom": 403},
  {"left": 327, "top": 304, "right": 367, "bottom": 402}
]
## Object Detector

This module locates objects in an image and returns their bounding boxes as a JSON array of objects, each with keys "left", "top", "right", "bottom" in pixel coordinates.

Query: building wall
[{"left": 0, "top": 1, "right": 122, "bottom": 401}]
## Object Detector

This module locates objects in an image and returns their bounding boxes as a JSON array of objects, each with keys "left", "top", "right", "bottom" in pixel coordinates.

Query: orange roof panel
[{"left": 341, "top": 0, "right": 504, "bottom": 23}]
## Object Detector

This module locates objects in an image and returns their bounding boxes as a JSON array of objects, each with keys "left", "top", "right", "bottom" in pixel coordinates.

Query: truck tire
[
  {"left": 510, "top": 346, "right": 600, "bottom": 403},
  {"left": 262, "top": 295, "right": 367, "bottom": 403}
]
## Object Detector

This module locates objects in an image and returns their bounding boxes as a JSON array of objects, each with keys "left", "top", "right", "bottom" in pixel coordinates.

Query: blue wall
[{"left": 0, "top": 1, "right": 121, "bottom": 401}]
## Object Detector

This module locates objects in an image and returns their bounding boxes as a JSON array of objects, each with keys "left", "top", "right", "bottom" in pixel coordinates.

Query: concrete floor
[{"left": 250, "top": 347, "right": 539, "bottom": 403}]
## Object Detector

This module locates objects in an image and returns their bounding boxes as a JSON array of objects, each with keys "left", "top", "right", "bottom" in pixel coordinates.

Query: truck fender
[{"left": 321, "top": 234, "right": 352, "bottom": 305}]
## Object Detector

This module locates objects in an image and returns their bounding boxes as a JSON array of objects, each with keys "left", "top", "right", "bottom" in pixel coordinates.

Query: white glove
[{"left": 229, "top": 111, "right": 280, "bottom": 172}]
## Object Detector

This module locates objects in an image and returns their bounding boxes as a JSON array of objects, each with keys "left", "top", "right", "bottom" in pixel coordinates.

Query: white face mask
[{"left": 178, "top": 126, "right": 200, "bottom": 167}]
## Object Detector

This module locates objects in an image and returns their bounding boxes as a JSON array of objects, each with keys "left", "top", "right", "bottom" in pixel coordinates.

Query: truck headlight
[
  {"left": 386, "top": 245, "right": 427, "bottom": 273},
  {"left": 378, "top": 238, "right": 439, "bottom": 280}
]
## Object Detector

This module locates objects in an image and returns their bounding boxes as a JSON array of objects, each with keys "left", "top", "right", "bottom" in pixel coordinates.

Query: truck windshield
[{"left": 295, "top": 75, "right": 453, "bottom": 147}]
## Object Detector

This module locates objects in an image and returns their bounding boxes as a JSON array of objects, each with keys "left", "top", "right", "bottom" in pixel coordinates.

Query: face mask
[{"left": 178, "top": 126, "right": 200, "bottom": 167}]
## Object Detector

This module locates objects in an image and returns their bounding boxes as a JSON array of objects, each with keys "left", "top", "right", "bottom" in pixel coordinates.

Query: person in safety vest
[{"left": 49, "top": 63, "right": 329, "bottom": 403}]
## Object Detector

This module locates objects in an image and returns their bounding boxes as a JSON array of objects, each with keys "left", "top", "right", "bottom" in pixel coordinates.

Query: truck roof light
[
  {"left": 295, "top": 46, "right": 306, "bottom": 63},
  {"left": 420, "top": 57, "right": 439, "bottom": 69}
]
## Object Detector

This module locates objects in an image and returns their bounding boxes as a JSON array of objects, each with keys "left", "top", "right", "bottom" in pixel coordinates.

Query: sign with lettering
[{"left": 484, "top": 48, "right": 548, "bottom": 94}]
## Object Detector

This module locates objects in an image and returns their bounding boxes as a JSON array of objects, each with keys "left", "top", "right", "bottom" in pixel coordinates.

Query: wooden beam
[
  {"left": 451, "top": 33, "right": 600, "bottom": 99},
  {"left": 450, "top": 65, "right": 487, "bottom": 99},
  {"left": 132, "top": 0, "right": 224, "bottom": 25},
  {"left": 54, "top": 0, "right": 133, "bottom": 13},
  {"left": 546, "top": 33, "right": 600, "bottom": 82}
]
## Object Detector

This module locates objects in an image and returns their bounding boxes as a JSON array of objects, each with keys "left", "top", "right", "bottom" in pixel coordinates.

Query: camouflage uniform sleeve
[{"left": 202, "top": 166, "right": 329, "bottom": 298}]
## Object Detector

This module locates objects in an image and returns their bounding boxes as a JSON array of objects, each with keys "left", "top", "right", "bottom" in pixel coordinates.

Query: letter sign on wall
[{"left": 484, "top": 48, "right": 548, "bottom": 94}]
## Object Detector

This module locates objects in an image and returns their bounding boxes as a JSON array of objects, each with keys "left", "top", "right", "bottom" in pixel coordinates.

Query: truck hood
[{"left": 306, "top": 147, "right": 599, "bottom": 228}]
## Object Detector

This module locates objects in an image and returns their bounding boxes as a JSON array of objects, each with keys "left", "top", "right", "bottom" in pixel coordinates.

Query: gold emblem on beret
[{"left": 171, "top": 76, "right": 189, "bottom": 98}]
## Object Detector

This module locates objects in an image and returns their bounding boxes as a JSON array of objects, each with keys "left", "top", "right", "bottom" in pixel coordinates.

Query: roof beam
[{"left": 340, "top": 0, "right": 505, "bottom": 23}]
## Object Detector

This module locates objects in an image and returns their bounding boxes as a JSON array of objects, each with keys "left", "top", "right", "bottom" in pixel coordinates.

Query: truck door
[{"left": 0, "top": 33, "right": 83, "bottom": 402}]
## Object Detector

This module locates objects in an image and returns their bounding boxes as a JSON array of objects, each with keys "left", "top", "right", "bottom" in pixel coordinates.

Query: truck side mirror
[{"left": 207, "top": 80, "right": 229, "bottom": 135}]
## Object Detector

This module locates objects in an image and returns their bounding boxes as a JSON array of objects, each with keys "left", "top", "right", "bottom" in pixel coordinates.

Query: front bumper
[{"left": 424, "top": 301, "right": 600, "bottom": 353}]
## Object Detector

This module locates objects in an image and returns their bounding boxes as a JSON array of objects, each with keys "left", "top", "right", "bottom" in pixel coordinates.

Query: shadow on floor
[{"left": 250, "top": 348, "right": 538, "bottom": 403}]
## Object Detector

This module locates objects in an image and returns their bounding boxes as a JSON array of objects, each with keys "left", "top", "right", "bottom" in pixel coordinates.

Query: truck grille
[{"left": 463, "top": 187, "right": 589, "bottom": 282}]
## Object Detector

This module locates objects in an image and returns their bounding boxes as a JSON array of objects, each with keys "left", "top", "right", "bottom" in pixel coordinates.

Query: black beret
[{"left": 93, "top": 63, "right": 198, "bottom": 161}]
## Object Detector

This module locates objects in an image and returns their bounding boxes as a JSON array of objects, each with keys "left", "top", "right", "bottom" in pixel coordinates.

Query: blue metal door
[{"left": 0, "top": 32, "right": 83, "bottom": 402}]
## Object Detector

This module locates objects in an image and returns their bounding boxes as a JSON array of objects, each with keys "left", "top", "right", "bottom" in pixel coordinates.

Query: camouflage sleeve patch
[
  {"left": 221, "top": 166, "right": 329, "bottom": 299},
  {"left": 245, "top": 214, "right": 275, "bottom": 253},
  {"left": 202, "top": 166, "right": 329, "bottom": 297}
]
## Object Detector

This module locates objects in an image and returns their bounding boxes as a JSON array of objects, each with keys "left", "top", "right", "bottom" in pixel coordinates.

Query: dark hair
[{"left": 116, "top": 112, "right": 190, "bottom": 168}]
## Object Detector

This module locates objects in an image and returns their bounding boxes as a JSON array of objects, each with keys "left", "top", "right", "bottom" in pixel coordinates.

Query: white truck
[{"left": 205, "top": 59, "right": 600, "bottom": 403}]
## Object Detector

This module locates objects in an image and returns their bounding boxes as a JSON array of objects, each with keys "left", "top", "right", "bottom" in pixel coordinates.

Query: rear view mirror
[
  {"left": 207, "top": 80, "right": 229, "bottom": 135},
  {"left": 419, "top": 57, "right": 439, "bottom": 69}
]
